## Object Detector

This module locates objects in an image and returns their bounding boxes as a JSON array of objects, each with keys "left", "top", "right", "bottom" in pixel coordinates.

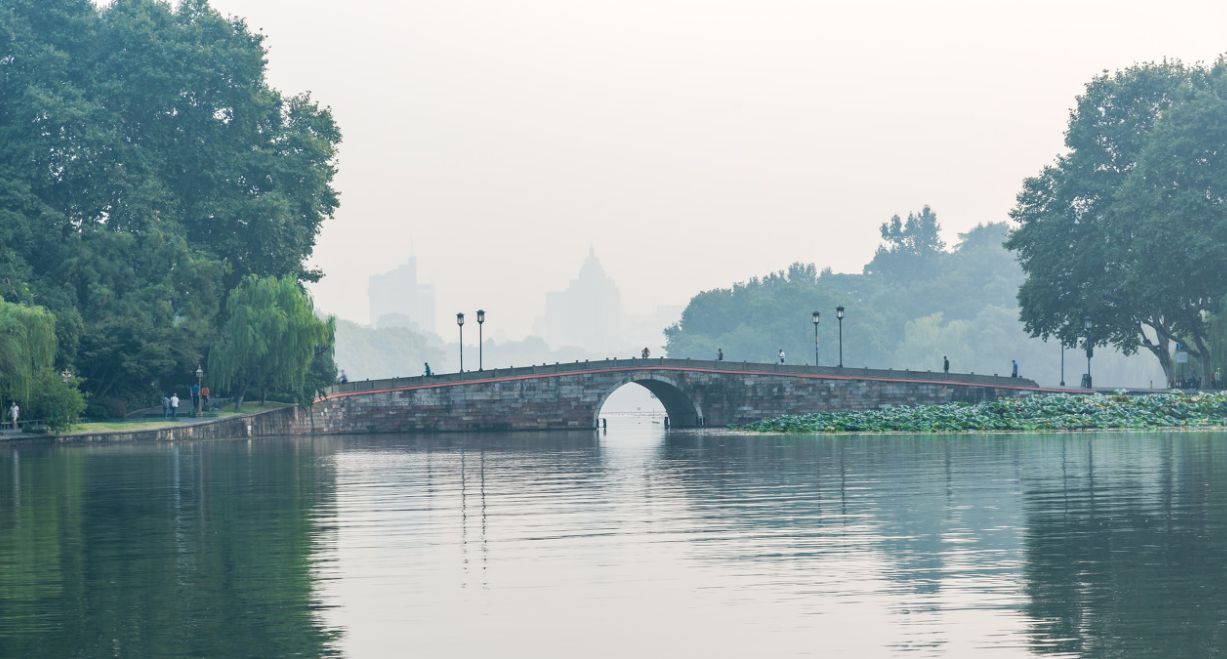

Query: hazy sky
[{"left": 202, "top": 0, "right": 1226, "bottom": 339}]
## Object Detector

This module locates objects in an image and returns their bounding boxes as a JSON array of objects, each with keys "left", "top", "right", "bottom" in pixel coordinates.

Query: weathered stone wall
[
  {"left": 307, "top": 361, "right": 1046, "bottom": 433},
  {"left": 19, "top": 361, "right": 1049, "bottom": 443}
]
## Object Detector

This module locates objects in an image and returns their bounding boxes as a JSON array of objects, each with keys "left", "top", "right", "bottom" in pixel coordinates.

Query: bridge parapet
[{"left": 325, "top": 358, "right": 1040, "bottom": 398}]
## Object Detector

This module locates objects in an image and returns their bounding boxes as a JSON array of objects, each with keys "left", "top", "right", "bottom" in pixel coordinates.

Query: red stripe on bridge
[{"left": 321, "top": 365, "right": 1081, "bottom": 401}]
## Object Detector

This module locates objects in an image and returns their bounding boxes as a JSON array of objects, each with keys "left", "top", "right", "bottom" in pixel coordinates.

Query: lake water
[{"left": 2, "top": 415, "right": 1226, "bottom": 658}]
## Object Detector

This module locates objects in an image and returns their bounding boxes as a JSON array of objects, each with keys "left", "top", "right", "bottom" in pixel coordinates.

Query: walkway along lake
[{"left": 2, "top": 415, "right": 1225, "bottom": 658}]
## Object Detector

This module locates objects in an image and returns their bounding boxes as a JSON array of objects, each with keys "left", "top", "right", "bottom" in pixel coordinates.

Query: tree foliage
[
  {"left": 1006, "top": 58, "right": 1227, "bottom": 383},
  {"left": 207, "top": 275, "right": 331, "bottom": 409},
  {"left": 666, "top": 217, "right": 1162, "bottom": 385},
  {"left": 0, "top": 296, "right": 58, "bottom": 407},
  {"left": 0, "top": 0, "right": 340, "bottom": 406}
]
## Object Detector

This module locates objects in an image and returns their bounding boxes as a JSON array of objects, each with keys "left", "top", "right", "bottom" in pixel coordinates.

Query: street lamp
[
  {"left": 457, "top": 313, "right": 465, "bottom": 373},
  {"left": 1083, "top": 316, "right": 1093, "bottom": 389},
  {"left": 477, "top": 309, "right": 485, "bottom": 371},
  {"left": 195, "top": 365, "right": 204, "bottom": 417},
  {"left": 836, "top": 306, "right": 845, "bottom": 368},
  {"left": 812, "top": 311, "right": 821, "bottom": 366}
]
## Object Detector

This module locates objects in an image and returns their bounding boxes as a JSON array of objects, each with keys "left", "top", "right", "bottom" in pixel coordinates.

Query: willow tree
[
  {"left": 0, "top": 296, "right": 58, "bottom": 406},
  {"left": 208, "top": 276, "right": 330, "bottom": 409}
]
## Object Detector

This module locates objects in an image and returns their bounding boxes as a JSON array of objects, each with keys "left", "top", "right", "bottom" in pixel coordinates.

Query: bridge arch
[{"left": 594, "top": 373, "right": 704, "bottom": 428}]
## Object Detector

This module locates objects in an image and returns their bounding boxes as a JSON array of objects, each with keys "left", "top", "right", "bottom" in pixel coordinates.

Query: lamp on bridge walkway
[
  {"left": 477, "top": 309, "right": 485, "bottom": 371},
  {"left": 812, "top": 311, "right": 820, "bottom": 366},
  {"left": 836, "top": 305, "right": 845, "bottom": 368},
  {"left": 457, "top": 312, "right": 465, "bottom": 373},
  {"left": 1083, "top": 316, "right": 1093, "bottom": 389}
]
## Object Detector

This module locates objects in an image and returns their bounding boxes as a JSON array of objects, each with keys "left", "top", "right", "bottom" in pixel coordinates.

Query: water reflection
[
  {"left": 4, "top": 423, "right": 1227, "bottom": 657},
  {"left": 0, "top": 438, "right": 342, "bottom": 658}
]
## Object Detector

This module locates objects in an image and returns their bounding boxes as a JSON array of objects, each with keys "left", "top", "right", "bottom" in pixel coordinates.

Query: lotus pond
[{"left": 742, "top": 391, "right": 1227, "bottom": 433}]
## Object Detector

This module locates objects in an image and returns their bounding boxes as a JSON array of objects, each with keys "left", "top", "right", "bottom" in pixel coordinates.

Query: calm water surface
[{"left": 3, "top": 416, "right": 1227, "bottom": 658}]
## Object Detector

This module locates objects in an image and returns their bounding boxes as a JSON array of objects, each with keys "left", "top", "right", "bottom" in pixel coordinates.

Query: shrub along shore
[{"left": 741, "top": 392, "right": 1227, "bottom": 433}]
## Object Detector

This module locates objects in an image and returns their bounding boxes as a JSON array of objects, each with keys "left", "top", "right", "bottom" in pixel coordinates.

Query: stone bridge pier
[{"left": 301, "top": 359, "right": 1049, "bottom": 434}]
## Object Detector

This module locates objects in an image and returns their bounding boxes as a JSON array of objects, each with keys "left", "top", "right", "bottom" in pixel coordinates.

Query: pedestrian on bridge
[
  {"left": 943, "top": 356, "right": 949, "bottom": 375},
  {"left": 717, "top": 348, "right": 723, "bottom": 361},
  {"left": 779, "top": 349, "right": 785, "bottom": 364},
  {"left": 1011, "top": 360, "right": 1018, "bottom": 378},
  {"left": 424, "top": 362, "right": 432, "bottom": 377},
  {"left": 642, "top": 347, "right": 650, "bottom": 361}
]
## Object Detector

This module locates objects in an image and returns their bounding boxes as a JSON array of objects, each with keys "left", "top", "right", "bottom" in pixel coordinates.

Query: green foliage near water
[
  {"left": 742, "top": 393, "right": 1227, "bottom": 434},
  {"left": 665, "top": 220, "right": 1160, "bottom": 385},
  {"left": 208, "top": 276, "right": 331, "bottom": 409},
  {"left": 0, "top": 0, "right": 340, "bottom": 408},
  {"left": 1006, "top": 58, "right": 1227, "bottom": 384}
]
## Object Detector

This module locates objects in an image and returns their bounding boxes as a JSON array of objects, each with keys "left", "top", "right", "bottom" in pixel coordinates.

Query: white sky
[{"left": 201, "top": 0, "right": 1227, "bottom": 339}]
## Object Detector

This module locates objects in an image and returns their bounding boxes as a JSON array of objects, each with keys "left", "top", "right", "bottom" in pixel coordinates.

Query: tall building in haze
[
  {"left": 535, "top": 248, "right": 625, "bottom": 354},
  {"left": 368, "top": 257, "right": 437, "bottom": 334}
]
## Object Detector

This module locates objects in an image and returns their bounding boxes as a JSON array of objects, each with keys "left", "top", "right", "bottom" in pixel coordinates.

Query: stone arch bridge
[{"left": 305, "top": 358, "right": 1049, "bottom": 434}]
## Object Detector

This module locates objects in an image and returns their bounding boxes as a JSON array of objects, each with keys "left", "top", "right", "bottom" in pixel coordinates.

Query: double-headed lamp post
[
  {"left": 1083, "top": 316, "right": 1093, "bottom": 389},
  {"left": 457, "top": 313, "right": 465, "bottom": 373},
  {"left": 812, "top": 311, "right": 821, "bottom": 366},
  {"left": 477, "top": 309, "right": 485, "bottom": 371},
  {"left": 195, "top": 365, "right": 203, "bottom": 417},
  {"left": 836, "top": 306, "right": 845, "bottom": 368}
]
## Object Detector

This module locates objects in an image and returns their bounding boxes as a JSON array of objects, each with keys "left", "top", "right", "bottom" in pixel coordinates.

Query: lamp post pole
[
  {"left": 195, "top": 365, "right": 203, "bottom": 417},
  {"left": 457, "top": 313, "right": 465, "bottom": 373},
  {"left": 477, "top": 309, "right": 485, "bottom": 371},
  {"left": 1083, "top": 316, "right": 1093, "bottom": 389},
  {"left": 1060, "top": 342, "right": 1065, "bottom": 387},
  {"left": 812, "top": 311, "right": 821, "bottom": 366},
  {"left": 836, "top": 306, "right": 845, "bottom": 368}
]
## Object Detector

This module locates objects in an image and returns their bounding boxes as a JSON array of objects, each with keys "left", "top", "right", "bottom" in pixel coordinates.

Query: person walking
[
  {"left": 202, "top": 386, "right": 210, "bottom": 409},
  {"left": 1011, "top": 360, "right": 1018, "bottom": 378},
  {"left": 170, "top": 393, "right": 179, "bottom": 419},
  {"left": 779, "top": 349, "right": 786, "bottom": 364},
  {"left": 8, "top": 401, "right": 18, "bottom": 431},
  {"left": 943, "top": 356, "right": 949, "bottom": 375},
  {"left": 162, "top": 394, "right": 170, "bottom": 419},
  {"left": 642, "top": 347, "right": 651, "bottom": 361},
  {"left": 717, "top": 348, "right": 723, "bottom": 361},
  {"left": 190, "top": 382, "right": 201, "bottom": 416},
  {"left": 424, "top": 362, "right": 432, "bottom": 376}
]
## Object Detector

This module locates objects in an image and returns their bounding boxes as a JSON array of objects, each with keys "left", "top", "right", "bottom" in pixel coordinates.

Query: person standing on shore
[
  {"left": 162, "top": 394, "right": 170, "bottom": 419},
  {"left": 202, "top": 386, "right": 209, "bottom": 409},
  {"left": 170, "top": 393, "right": 179, "bottom": 419},
  {"left": 8, "top": 402, "right": 18, "bottom": 431}
]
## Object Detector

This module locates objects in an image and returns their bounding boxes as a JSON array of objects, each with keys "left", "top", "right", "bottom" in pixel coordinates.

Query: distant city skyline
[{"left": 198, "top": 0, "right": 1227, "bottom": 339}]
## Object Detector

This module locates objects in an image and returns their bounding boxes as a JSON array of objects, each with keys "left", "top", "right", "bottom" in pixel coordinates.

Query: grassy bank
[{"left": 742, "top": 392, "right": 1227, "bottom": 433}]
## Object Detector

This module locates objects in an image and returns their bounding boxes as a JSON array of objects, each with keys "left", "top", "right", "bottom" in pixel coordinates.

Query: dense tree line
[
  {"left": 665, "top": 215, "right": 1160, "bottom": 386},
  {"left": 0, "top": 0, "right": 340, "bottom": 414}
]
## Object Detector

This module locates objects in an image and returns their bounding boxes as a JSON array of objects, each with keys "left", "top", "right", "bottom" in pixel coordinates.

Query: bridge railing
[{"left": 324, "top": 358, "right": 1040, "bottom": 397}]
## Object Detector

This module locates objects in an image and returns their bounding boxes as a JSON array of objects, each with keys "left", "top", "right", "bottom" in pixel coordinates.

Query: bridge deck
[{"left": 326, "top": 358, "right": 1050, "bottom": 398}]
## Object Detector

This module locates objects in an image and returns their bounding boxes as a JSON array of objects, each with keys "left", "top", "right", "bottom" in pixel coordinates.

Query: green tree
[
  {"left": 208, "top": 275, "right": 331, "bottom": 409},
  {"left": 864, "top": 205, "right": 946, "bottom": 280},
  {"left": 0, "top": 0, "right": 340, "bottom": 407},
  {"left": 0, "top": 297, "right": 57, "bottom": 407},
  {"left": 1006, "top": 59, "right": 1227, "bottom": 383}
]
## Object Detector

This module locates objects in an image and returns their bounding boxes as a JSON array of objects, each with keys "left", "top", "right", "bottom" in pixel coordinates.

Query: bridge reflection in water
[{"left": 312, "top": 358, "right": 1050, "bottom": 434}]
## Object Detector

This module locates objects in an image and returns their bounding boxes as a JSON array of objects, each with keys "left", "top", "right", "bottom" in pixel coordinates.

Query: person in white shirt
[
  {"left": 170, "top": 393, "right": 179, "bottom": 419},
  {"left": 779, "top": 349, "right": 785, "bottom": 364}
]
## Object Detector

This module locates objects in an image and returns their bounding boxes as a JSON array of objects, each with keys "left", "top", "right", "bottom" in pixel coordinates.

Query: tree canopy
[
  {"left": 0, "top": 0, "right": 340, "bottom": 406},
  {"left": 208, "top": 275, "right": 331, "bottom": 409},
  {"left": 1005, "top": 58, "right": 1227, "bottom": 383}
]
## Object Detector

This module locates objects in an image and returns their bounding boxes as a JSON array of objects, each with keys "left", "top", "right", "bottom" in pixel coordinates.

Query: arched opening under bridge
[{"left": 594, "top": 374, "right": 704, "bottom": 429}]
